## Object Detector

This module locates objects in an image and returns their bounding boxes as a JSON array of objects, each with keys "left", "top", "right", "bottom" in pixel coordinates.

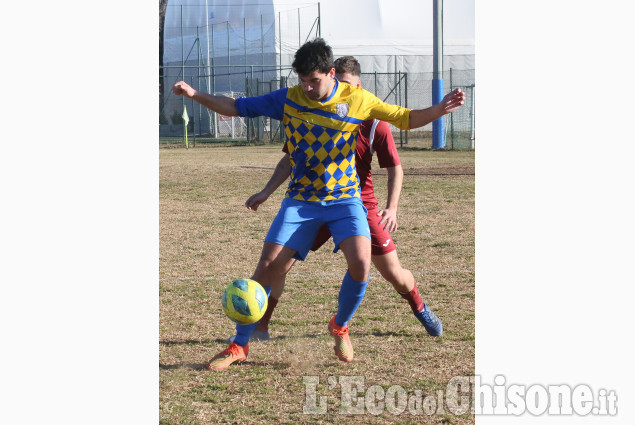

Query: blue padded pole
[
  {"left": 432, "top": 0, "right": 445, "bottom": 149},
  {"left": 432, "top": 78, "right": 444, "bottom": 148}
]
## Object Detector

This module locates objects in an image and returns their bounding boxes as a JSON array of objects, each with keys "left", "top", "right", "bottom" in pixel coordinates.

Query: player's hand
[
  {"left": 440, "top": 88, "right": 466, "bottom": 114},
  {"left": 245, "top": 191, "right": 269, "bottom": 211},
  {"left": 172, "top": 81, "right": 196, "bottom": 98},
  {"left": 377, "top": 207, "right": 398, "bottom": 233}
]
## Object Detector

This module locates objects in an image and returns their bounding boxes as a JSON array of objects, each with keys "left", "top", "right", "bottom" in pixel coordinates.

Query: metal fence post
[
  {"left": 449, "top": 68, "right": 455, "bottom": 150},
  {"left": 212, "top": 22, "right": 217, "bottom": 138},
  {"left": 398, "top": 70, "right": 403, "bottom": 147},
  {"left": 470, "top": 84, "right": 475, "bottom": 149},
  {"left": 404, "top": 72, "right": 408, "bottom": 146},
  {"left": 180, "top": 5, "right": 187, "bottom": 147},
  {"left": 227, "top": 21, "right": 231, "bottom": 93},
  {"left": 374, "top": 71, "right": 377, "bottom": 96},
  {"left": 190, "top": 76, "right": 196, "bottom": 147}
]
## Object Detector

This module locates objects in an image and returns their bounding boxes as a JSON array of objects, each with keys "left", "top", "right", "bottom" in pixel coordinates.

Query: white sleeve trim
[{"left": 369, "top": 119, "right": 380, "bottom": 155}]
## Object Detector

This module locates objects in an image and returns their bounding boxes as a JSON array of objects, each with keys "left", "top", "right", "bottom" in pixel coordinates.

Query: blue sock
[
  {"left": 334, "top": 271, "right": 368, "bottom": 327},
  {"left": 233, "top": 285, "right": 271, "bottom": 347}
]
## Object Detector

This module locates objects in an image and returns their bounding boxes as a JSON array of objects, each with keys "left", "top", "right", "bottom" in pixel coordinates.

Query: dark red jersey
[{"left": 355, "top": 119, "right": 401, "bottom": 207}]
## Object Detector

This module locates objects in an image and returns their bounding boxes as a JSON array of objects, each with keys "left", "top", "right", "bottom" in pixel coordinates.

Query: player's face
[
  {"left": 298, "top": 68, "right": 336, "bottom": 101},
  {"left": 335, "top": 72, "right": 361, "bottom": 88}
]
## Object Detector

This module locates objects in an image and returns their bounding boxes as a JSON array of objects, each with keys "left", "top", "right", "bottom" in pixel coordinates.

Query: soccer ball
[{"left": 222, "top": 278, "right": 268, "bottom": 325}]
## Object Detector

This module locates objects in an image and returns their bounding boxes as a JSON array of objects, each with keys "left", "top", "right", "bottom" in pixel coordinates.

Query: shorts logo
[
  {"left": 382, "top": 239, "right": 391, "bottom": 247},
  {"left": 336, "top": 103, "right": 349, "bottom": 118}
]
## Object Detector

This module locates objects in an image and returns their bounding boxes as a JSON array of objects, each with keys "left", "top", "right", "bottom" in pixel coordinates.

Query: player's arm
[
  {"left": 365, "top": 88, "right": 465, "bottom": 130},
  {"left": 172, "top": 80, "right": 238, "bottom": 116},
  {"left": 377, "top": 165, "right": 404, "bottom": 232},
  {"left": 371, "top": 120, "right": 403, "bottom": 232},
  {"left": 408, "top": 88, "right": 465, "bottom": 129},
  {"left": 245, "top": 154, "right": 292, "bottom": 211}
]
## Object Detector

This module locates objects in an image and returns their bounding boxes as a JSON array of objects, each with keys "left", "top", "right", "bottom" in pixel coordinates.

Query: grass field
[{"left": 160, "top": 145, "right": 475, "bottom": 424}]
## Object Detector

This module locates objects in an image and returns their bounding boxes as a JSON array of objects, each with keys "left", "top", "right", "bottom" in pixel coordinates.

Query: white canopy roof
[{"left": 164, "top": 0, "right": 475, "bottom": 72}]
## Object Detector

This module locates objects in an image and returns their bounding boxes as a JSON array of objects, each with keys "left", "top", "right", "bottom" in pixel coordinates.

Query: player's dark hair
[
  {"left": 292, "top": 38, "right": 333, "bottom": 75},
  {"left": 334, "top": 56, "right": 362, "bottom": 77}
]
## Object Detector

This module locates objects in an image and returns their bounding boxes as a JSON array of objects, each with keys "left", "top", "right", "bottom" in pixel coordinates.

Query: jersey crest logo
[{"left": 336, "top": 103, "right": 349, "bottom": 118}]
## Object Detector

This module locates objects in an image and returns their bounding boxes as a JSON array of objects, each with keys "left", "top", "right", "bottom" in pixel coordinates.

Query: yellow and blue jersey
[{"left": 236, "top": 78, "right": 411, "bottom": 202}]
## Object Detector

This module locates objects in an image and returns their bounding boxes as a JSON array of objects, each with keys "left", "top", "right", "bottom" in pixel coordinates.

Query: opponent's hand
[
  {"left": 377, "top": 207, "right": 398, "bottom": 233},
  {"left": 172, "top": 81, "right": 196, "bottom": 98},
  {"left": 245, "top": 191, "right": 269, "bottom": 211},
  {"left": 440, "top": 88, "right": 466, "bottom": 115}
]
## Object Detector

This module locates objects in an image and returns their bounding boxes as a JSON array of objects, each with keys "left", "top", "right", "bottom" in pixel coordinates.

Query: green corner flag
[{"left": 182, "top": 105, "right": 189, "bottom": 149}]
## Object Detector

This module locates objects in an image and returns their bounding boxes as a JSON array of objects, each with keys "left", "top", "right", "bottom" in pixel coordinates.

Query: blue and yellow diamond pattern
[{"left": 284, "top": 115, "right": 360, "bottom": 201}]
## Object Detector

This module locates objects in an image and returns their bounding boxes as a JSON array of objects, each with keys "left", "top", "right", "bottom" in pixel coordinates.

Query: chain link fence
[
  {"left": 160, "top": 67, "right": 474, "bottom": 149},
  {"left": 365, "top": 69, "right": 475, "bottom": 149}
]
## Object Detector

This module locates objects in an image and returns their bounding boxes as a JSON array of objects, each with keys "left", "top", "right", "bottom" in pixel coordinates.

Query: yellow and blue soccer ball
[{"left": 222, "top": 278, "right": 268, "bottom": 325}]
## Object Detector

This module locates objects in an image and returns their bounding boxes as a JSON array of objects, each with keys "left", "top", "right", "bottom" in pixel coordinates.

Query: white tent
[
  {"left": 296, "top": 0, "right": 474, "bottom": 73},
  {"left": 163, "top": 0, "right": 474, "bottom": 84}
]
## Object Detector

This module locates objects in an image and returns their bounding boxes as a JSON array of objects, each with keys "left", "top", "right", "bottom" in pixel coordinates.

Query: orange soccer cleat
[
  {"left": 205, "top": 343, "right": 249, "bottom": 371},
  {"left": 328, "top": 316, "right": 354, "bottom": 362}
]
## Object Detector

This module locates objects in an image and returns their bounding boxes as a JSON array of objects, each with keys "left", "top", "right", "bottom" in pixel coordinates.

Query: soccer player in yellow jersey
[
  {"left": 232, "top": 55, "right": 445, "bottom": 344},
  {"left": 172, "top": 38, "right": 465, "bottom": 370}
]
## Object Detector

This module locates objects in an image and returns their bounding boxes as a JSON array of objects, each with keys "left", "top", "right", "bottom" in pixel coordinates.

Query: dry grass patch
[{"left": 160, "top": 145, "right": 474, "bottom": 424}]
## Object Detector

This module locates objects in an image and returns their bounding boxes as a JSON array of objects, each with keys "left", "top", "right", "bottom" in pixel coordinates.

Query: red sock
[
  {"left": 255, "top": 296, "right": 278, "bottom": 330},
  {"left": 398, "top": 283, "right": 425, "bottom": 314}
]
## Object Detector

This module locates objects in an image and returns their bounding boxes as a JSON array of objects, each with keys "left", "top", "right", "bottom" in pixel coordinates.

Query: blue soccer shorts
[
  {"left": 310, "top": 202, "right": 397, "bottom": 255},
  {"left": 265, "top": 197, "right": 370, "bottom": 260}
]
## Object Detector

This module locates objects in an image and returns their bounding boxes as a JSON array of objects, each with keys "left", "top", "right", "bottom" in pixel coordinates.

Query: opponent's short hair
[
  {"left": 292, "top": 38, "right": 333, "bottom": 75},
  {"left": 334, "top": 56, "right": 361, "bottom": 77}
]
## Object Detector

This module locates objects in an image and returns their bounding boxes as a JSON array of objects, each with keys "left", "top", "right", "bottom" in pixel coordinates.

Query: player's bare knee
[{"left": 348, "top": 260, "right": 371, "bottom": 282}]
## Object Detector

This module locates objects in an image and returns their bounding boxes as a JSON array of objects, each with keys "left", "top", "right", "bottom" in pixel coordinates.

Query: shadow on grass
[
  {"left": 159, "top": 360, "right": 291, "bottom": 370},
  {"left": 160, "top": 339, "right": 219, "bottom": 346},
  {"left": 159, "top": 362, "right": 209, "bottom": 371},
  {"left": 160, "top": 329, "right": 422, "bottom": 348},
  {"left": 159, "top": 331, "right": 433, "bottom": 371},
  {"left": 159, "top": 335, "right": 291, "bottom": 347}
]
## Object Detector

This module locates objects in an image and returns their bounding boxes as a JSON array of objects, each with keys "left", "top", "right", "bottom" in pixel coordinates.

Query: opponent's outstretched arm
[
  {"left": 409, "top": 88, "right": 465, "bottom": 129},
  {"left": 245, "top": 154, "right": 292, "bottom": 211},
  {"left": 172, "top": 80, "right": 239, "bottom": 117}
]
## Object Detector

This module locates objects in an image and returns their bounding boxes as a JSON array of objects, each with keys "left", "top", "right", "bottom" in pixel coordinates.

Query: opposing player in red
[{"left": 233, "top": 56, "right": 442, "bottom": 342}]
